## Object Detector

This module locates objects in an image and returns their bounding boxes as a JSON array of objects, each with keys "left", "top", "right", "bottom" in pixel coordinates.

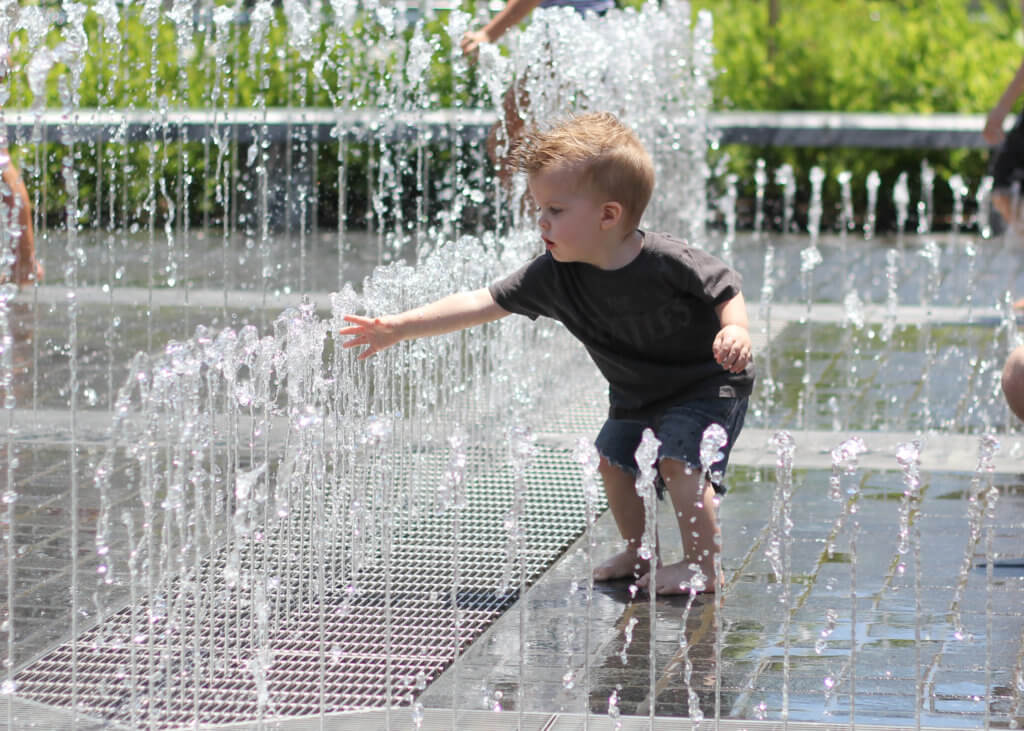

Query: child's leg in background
[
  {"left": 486, "top": 80, "right": 528, "bottom": 185},
  {"left": 592, "top": 456, "right": 652, "bottom": 581},
  {"left": 2, "top": 161, "right": 41, "bottom": 286},
  {"left": 987, "top": 114, "right": 1024, "bottom": 233}
]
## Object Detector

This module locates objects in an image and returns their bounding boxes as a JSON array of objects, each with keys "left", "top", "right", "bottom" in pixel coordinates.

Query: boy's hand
[
  {"left": 339, "top": 315, "right": 401, "bottom": 360},
  {"left": 713, "top": 324, "right": 752, "bottom": 374}
]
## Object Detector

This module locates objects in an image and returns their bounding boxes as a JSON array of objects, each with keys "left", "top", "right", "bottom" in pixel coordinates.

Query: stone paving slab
[
  {"left": 153, "top": 707, "right": 975, "bottom": 730},
  {"left": 731, "top": 427, "right": 1024, "bottom": 475}
]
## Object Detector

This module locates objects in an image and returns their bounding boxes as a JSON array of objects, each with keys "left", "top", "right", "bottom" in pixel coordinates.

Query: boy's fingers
[
  {"left": 716, "top": 339, "right": 751, "bottom": 372},
  {"left": 341, "top": 314, "right": 376, "bottom": 327}
]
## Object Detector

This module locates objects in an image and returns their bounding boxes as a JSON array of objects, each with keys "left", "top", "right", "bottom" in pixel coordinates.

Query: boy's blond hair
[{"left": 513, "top": 112, "right": 654, "bottom": 231}]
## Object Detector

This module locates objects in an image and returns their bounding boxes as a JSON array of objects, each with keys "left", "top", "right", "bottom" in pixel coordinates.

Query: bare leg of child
[
  {"left": 2, "top": 163, "right": 42, "bottom": 287},
  {"left": 1001, "top": 187, "right": 1024, "bottom": 309},
  {"left": 993, "top": 190, "right": 1016, "bottom": 230},
  {"left": 636, "top": 457, "right": 721, "bottom": 595},
  {"left": 592, "top": 456, "right": 652, "bottom": 582},
  {"left": 1003, "top": 187, "right": 1024, "bottom": 309},
  {"left": 486, "top": 82, "right": 527, "bottom": 184}
]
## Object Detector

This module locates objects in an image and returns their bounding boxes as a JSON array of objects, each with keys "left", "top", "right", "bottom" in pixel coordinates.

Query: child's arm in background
[
  {"left": 984, "top": 3, "right": 1024, "bottom": 145},
  {"left": 339, "top": 288, "right": 509, "bottom": 360},
  {"left": 713, "top": 292, "right": 752, "bottom": 374},
  {"left": 460, "top": 0, "right": 544, "bottom": 56},
  {"left": 984, "top": 55, "right": 1024, "bottom": 145}
]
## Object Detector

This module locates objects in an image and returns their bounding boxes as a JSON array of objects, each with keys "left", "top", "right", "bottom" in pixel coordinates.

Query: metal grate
[{"left": 13, "top": 443, "right": 604, "bottom": 728}]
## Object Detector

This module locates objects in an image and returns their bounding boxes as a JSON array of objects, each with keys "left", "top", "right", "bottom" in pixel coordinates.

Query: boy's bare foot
[
  {"left": 592, "top": 549, "right": 651, "bottom": 582},
  {"left": 635, "top": 560, "right": 719, "bottom": 595}
]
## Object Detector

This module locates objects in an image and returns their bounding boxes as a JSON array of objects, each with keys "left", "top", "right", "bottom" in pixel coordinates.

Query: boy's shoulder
[
  {"left": 644, "top": 230, "right": 730, "bottom": 260},
  {"left": 640, "top": 231, "right": 736, "bottom": 278},
  {"left": 641, "top": 230, "right": 697, "bottom": 260},
  {"left": 643, "top": 230, "right": 690, "bottom": 250}
]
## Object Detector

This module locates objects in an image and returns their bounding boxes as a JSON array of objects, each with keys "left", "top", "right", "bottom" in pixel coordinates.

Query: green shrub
[
  {"left": 6, "top": 0, "right": 1022, "bottom": 230},
  {"left": 694, "top": 0, "right": 1022, "bottom": 228}
]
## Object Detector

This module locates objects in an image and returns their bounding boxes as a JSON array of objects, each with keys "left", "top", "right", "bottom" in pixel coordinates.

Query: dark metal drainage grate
[{"left": 13, "top": 444, "right": 603, "bottom": 728}]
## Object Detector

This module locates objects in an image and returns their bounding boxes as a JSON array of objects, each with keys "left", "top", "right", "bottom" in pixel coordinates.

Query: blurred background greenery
[
  {"left": 690, "top": 0, "right": 1023, "bottom": 228},
  {"left": 6, "top": 0, "right": 1022, "bottom": 230}
]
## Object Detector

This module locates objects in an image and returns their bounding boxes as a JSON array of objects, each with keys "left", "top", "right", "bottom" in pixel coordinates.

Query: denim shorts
[
  {"left": 594, "top": 397, "right": 748, "bottom": 495},
  {"left": 989, "top": 112, "right": 1024, "bottom": 191}
]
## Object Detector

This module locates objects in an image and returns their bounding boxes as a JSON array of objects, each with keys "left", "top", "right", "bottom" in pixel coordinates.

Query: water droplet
[{"left": 329, "top": 645, "right": 344, "bottom": 664}]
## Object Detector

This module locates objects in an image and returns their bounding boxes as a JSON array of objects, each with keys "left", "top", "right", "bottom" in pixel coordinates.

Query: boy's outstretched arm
[
  {"left": 713, "top": 292, "right": 752, "bottom": 374},
  {"left": 339, "top": 288, "right": 510, "bottom": 360}
]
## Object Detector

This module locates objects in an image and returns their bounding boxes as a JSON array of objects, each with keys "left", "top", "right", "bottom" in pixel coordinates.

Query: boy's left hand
[{"left": 713, "top": 324, "right": 752, "bottom": 374}]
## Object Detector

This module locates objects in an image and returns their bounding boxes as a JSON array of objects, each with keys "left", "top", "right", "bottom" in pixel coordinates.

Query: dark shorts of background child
[
  {"left": 594, "top": 397, "right": 748, "bottom": 498},
  {"left": 989, "top": 113, "right": 1024, "bottom": 194}
]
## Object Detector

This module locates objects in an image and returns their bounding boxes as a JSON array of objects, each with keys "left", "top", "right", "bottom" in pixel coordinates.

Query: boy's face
[{"left": 527, "top": 165, "right": 608, "bottom": 265}]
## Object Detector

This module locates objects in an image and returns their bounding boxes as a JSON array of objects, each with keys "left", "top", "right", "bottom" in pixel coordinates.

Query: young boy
[{"left": 339, "top": 112, "right": 753, "bottom": 595}]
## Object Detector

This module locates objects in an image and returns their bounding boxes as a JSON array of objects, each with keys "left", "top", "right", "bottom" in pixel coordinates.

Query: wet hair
[{"left": 512, "top": 112, "right": 654, "bottom": 231}]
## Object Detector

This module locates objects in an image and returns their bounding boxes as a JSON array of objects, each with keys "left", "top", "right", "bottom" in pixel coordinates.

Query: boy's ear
[{"left": 600, "top": 201, "right": 624, "bottom": 230}]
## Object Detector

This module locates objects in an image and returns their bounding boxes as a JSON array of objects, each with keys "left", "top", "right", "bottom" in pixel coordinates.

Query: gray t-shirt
[{"left": 488, "top": 230, "right": 755, "bottom": 419}]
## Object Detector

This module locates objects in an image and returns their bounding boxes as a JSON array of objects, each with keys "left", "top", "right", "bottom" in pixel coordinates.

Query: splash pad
[{"left": 0, "top": 1, "right": 1022, "bottom": 728}]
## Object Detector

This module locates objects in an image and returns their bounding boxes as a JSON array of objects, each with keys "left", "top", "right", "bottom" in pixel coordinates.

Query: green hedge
[
  {"left": 6, "top": 2, "right": 497, "bottom": 230},
  {"left": 6, "top": 0, "right": 1022, "bottom": 230},
  {"left": 692, "top": 0, "right": 1023, "bottom": 227}
]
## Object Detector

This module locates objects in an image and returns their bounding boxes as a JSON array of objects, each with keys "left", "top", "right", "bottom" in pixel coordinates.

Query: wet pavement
[
  {"left": 415, "top": 442, "right": 1024, "bottom": 728},
  {"left": 1, "top": 232, "right": 1023, "bottom": 729}
]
